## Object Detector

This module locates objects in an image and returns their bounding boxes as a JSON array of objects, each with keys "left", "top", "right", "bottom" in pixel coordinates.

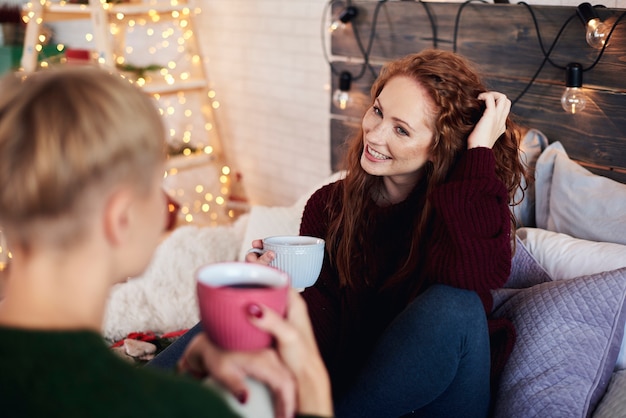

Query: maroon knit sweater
[{"left": 299, "top": 147, "right": 516, "bottom": 397}]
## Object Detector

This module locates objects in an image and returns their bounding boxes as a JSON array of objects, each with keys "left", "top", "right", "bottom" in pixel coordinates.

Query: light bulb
[
  {"left": 561, "top": 63, "right": 587, "bottom": 114},
  {"left": 577, "top": 2, "right": 609, "bottom": 49},
  {"left": 585, "top": 18, "right": 609, "bottom": 49},
  {"left": 329, "top": 6, "right": 358, "bottom": 33},
  {"left": 332, "top": 71, "right": 353, "bottom": 110},
  {"left": 333, "top": 90, "right": 352, "bottom": 110},
  {"left": 561, "top": 87, "right": 587, "bottom": 114}
]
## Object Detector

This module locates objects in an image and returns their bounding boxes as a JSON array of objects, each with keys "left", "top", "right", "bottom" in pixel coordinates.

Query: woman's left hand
[
  {"left": 245, "top": 239, "right": 275, "bottom": 266},
  {"left": 467, "top": 91, "right": 511, "bottom": 149}
]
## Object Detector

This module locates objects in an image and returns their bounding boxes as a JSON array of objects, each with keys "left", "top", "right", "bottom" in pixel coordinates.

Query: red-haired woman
[{"left": 256, "top": 49, "right": 524, "bottom": 417}]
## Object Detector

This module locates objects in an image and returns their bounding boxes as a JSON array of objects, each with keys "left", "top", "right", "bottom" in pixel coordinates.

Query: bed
[{"left": 103, "top": 2, "right": 626, "bottom": 417}]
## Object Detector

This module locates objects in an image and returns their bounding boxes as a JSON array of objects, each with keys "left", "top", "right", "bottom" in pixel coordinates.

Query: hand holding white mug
[
  {"left": 245, "top": 239, "right": 275, "bottom": 266},
  {"left": 246, "top": 236, "right": 325, "bottom": 289}
]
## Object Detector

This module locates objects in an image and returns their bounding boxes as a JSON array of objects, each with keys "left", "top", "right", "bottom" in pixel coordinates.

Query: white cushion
[{"left": 517, "top": 228, "right": 626, "bottom": 281}]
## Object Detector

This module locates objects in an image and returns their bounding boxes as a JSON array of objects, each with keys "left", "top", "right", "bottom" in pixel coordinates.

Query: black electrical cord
[
  {"left": 511, "top": 5, "right": 625, "bottom": 107},
  {"left": 517, "top": 2, "right": 565, "bottom": 69},
  {"left": 452, "top": 0, "right": 488, "bottom": 53},
  {"left": 510, "top": 12, "right": 577, "bottom": 107},
  {"left": 326, "top": 0, "right": 624, "bottom": 108},
  {"left": 321, "top": 0, "right": 385, "bottom": 80},
  {"left": 418, "top": 0, "right": 438, "bottom": 49},
  {"left": 350, "top": 0, "right": 388, "bottom": 80},
  {"left": 321, "top": 0, "right": 343, "bottom": 77},
  {"left": 323, "top": 0, "right": 436, "bottom": 83}
]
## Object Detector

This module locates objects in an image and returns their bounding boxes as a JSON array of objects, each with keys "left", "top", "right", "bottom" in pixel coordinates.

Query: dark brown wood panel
[
  {"left": 329, "top": 2, "right": 626, "bottom": 181},
  {"left": 331, "top": 2, "right": 626, "bottom": 89}
]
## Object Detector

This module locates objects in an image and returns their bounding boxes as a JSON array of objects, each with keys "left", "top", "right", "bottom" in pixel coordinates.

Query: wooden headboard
[{"left": 329, "top": 1, "right": 626, "bottom": 183}]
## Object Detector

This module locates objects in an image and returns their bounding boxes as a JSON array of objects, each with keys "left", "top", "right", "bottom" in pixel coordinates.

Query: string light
[
  {"left": 577, "top": 2, "right": 610, "bottom": 49},
  {"left": 332, "top": 71, "right": 353, "bottom": 110},
  {"left": 329, "top": 6, "right": 358, "bottom": 33},
  {"left": 561, "top": 63, "right": 587, "bottom": 114},
  {"left": 17, "top": 0, "right": 235, "bottom": 226}
]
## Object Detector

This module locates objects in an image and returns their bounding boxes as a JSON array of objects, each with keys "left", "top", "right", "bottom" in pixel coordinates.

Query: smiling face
[{"left": 360, "top": 76, "right": 436, "bottom": 200}]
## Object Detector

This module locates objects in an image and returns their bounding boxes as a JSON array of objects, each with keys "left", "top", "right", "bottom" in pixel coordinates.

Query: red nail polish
[
  {"left": 247, "top": 304, "right": 263, "bottom": 318},
  {"left": 237, "top": 391, "right": 248, "bottom": 404}
]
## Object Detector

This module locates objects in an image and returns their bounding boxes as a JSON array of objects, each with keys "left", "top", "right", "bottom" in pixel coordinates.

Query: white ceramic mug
[{"left": 247, "top": 235, "right": 325, "bottom": 289}]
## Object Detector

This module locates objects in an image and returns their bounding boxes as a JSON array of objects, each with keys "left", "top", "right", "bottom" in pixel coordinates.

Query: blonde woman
[{"left": 0, "top": 67, "right": 332, "bottom": 418}]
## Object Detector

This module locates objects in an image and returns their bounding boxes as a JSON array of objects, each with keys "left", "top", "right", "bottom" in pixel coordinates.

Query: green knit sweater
[{"left": 0, "top": 327, "right": 326, "bottom": 418}]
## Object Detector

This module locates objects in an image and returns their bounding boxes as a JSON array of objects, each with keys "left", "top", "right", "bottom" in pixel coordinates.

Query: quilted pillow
[
  {"left": 491, "top": 267, "right": 626, "bottom": 418},
  {"left": 505, "top": 236, "right": 552, "bottom": 289}
]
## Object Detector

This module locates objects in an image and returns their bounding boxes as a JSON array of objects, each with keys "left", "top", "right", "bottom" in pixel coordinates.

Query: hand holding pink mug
[{"left": 195, "top": 262, "right": 289, "bottom": 351}]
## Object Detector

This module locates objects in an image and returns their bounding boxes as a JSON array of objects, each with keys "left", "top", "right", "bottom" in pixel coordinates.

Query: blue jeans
[
  {"left": 147, "top": 322, "right": 203, "bottom": 372},
  {"left": 335, "top": 284, "right": 491, "bottom": 418},
  {"left": 148, "top": 284, "right": 490, "bottom": 418}
]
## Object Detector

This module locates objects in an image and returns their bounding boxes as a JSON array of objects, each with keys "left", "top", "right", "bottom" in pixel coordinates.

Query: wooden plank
[
  {"left": 330, "top": 68, "right": 626, "bottom": 180},
  {"left": 331, "top": 2, "right": 626, "bottom": 90},
  {"left": 330, "top": 118, "right": 360, "bottom": 171},
  {"left": 329, "top": 2, "right": 626, "bottom": 176}
]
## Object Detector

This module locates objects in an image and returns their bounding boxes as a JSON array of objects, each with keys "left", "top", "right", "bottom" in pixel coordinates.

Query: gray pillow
[
  {"left": 491, "top": 266, "right": 626, "bottom": 418},
  {"left": 593, "top": 369, "right": 626, "bottom": 418},
  {"left": 535, "top": 142, "right": 626, "bottom": 246},
  {"left": 513, "top": 128, "right": 548, "bottom": 228}
]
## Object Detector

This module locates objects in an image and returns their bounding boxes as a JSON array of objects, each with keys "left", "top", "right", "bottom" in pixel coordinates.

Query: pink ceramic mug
[{"left": 196, "top": 262, "right": 289, "bottom": 351}]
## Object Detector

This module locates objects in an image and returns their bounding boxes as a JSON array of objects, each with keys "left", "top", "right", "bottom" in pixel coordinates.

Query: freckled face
[{"left": 361, "top": 76, "right": 436, "bottom": 190}]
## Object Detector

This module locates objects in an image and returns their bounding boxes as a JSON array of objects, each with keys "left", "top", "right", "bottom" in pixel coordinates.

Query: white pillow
[
  {"left": 516, "top": 228, "right": 626, "bottom": 281},
  {"left": 534, "top": 141, "right": 626, "bottom": 245},
  {"left": 237, "top": 205, "right": 302, "bottom": 261}
]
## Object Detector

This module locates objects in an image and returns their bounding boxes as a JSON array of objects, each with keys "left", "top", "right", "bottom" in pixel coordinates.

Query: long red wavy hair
[{"left": 327, "top": 49, "right": 525, "bottom": 289}]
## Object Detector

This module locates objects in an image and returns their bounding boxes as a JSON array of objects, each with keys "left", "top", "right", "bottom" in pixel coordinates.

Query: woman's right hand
[
  {"left": 178, "top": 333, "right": 298, "bottom": 418},
  {"left": 250, "top": 290, "right": 333, "bottom": 417},
  {"left": 245, "top": 239, "right": 276, "bottom": 266}
]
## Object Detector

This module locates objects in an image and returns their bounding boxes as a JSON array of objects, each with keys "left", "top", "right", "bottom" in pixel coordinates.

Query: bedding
[{"left": 492, "top": 265, "right": 626, "bottom": 418}]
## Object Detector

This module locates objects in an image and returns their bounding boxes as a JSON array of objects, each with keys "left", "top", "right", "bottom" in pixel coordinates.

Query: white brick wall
[
  {"left": 193, "top": 0, "right": 331, "bottom": 206},
  {"left": 42, "top": 0, "right": 626, "bottom": 206}
]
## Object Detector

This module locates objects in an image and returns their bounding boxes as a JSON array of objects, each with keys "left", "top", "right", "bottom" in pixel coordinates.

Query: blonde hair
[{"left": 0, "top": 67, "right": 166, "bottom": 250}]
